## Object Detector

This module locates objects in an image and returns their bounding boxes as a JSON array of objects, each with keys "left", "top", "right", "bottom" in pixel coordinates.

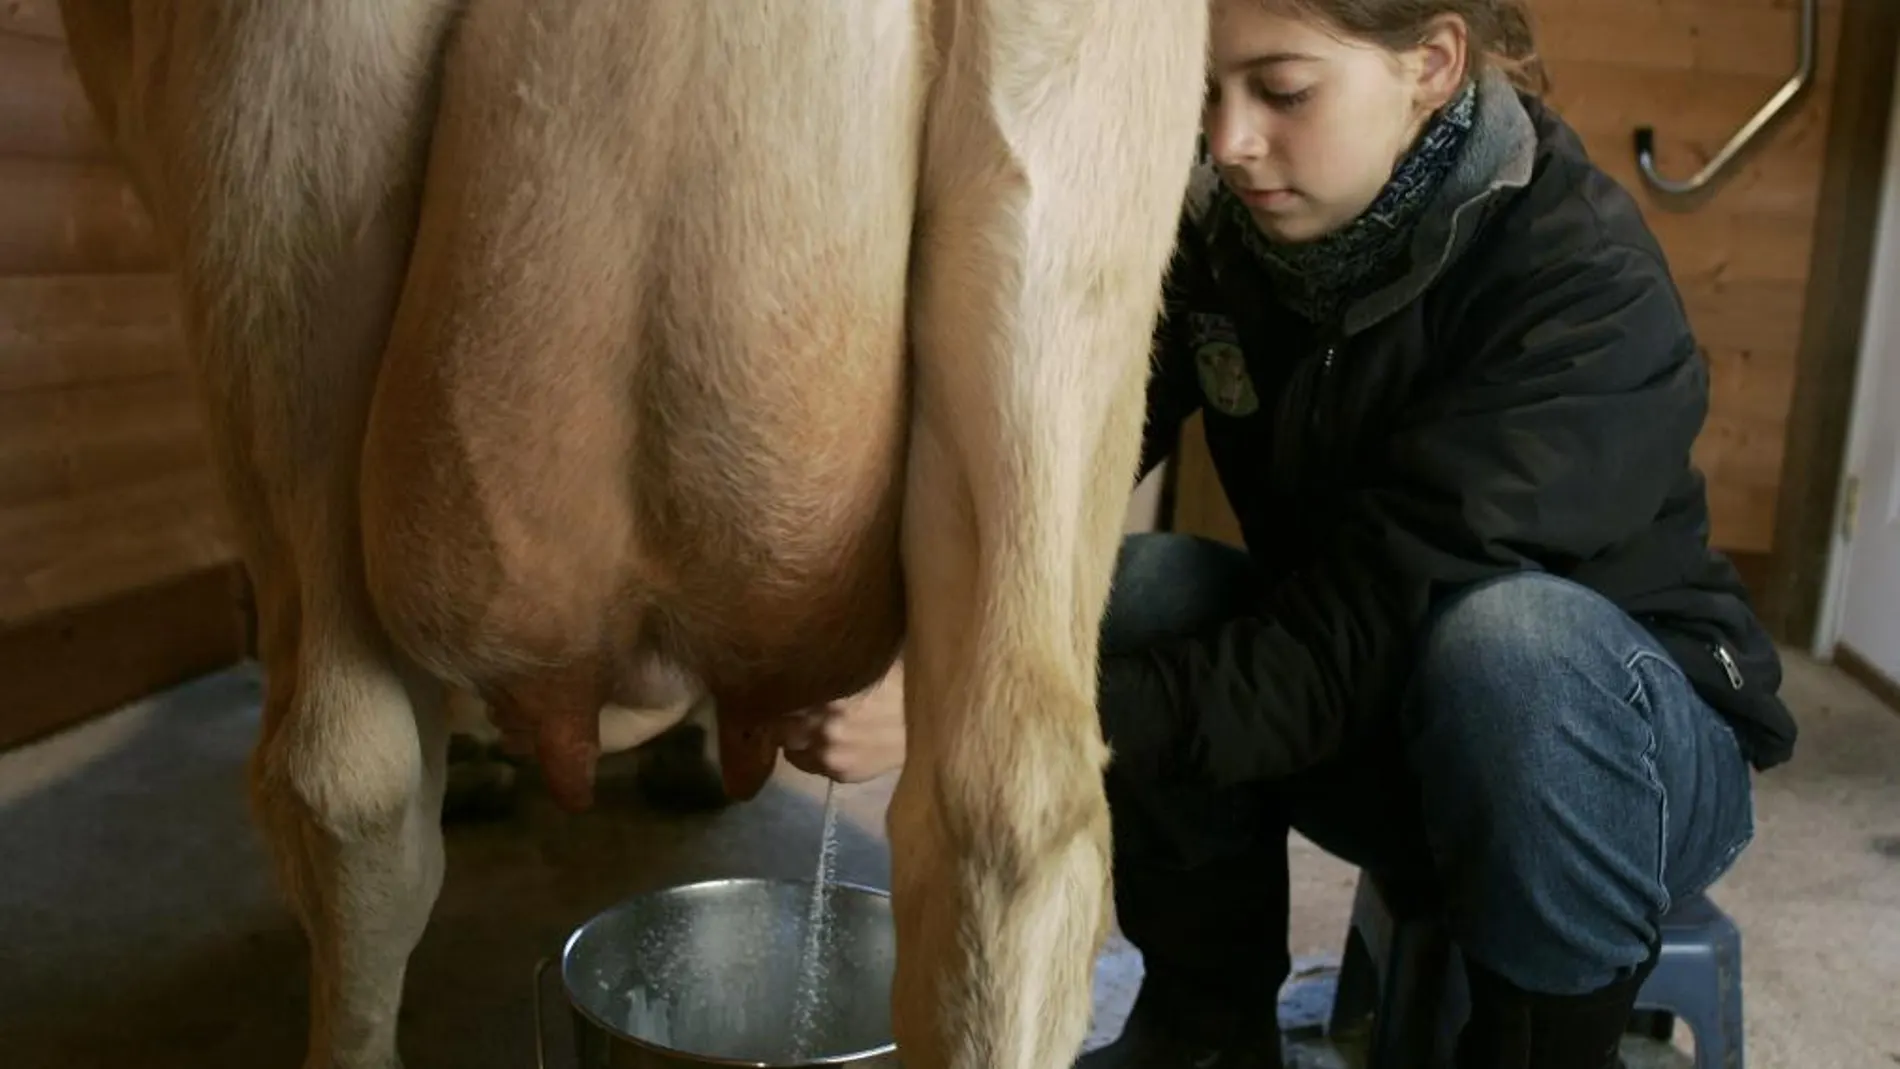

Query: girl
[{"left": 781, "top": 2, "right": 1794, "bottom": 1066}]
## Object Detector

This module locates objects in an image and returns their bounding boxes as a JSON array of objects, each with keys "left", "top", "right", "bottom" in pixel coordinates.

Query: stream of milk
[{"left": 787, "top": 781, "right": 843, "bottom": 1059}]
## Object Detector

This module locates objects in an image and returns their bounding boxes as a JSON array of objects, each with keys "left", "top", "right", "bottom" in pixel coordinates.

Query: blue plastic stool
[{"left": 1327, "top": 870, "right": 1746, "bottom": 1069}]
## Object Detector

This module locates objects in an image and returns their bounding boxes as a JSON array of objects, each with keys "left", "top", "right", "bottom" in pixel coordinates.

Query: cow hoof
[
  {"left": 442, "top": 734, "right": 522, "bottom": 823},
  {"left": 632, "top": 720, "right": 732, "bottom": 814}
]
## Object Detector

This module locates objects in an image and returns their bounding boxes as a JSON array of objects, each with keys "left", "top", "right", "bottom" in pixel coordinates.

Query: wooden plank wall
[
  {"left": 1535, "top": 0, "right": 1840, "bottom": 556},
  {"left": 1173, "top": 0, "right": 1845, "bottom": 569},
  {"left": 0, "top": 2, "right": 247, "bottom": 750}
]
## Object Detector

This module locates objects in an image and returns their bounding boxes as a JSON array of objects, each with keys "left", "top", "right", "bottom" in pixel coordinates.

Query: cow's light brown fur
[{"left": 55, "top": 1, "right": 1210, "bottom": 1067}]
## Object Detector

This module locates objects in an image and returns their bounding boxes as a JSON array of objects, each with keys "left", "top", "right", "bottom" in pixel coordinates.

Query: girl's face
[{"left": 1204, "top": 1, "right": 1468, "bottom": 244}]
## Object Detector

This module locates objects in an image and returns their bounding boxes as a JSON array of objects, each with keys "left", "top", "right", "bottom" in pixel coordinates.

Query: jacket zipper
[
  {"left": 1307, "top": 331, "right": 1341, "bottom": 434},
  {"left": 1266, "top": 321, "right": 1345, "bottom": 502},
  {"left": 1712, "top": 644, "right": 1745, "bottom": 689}
]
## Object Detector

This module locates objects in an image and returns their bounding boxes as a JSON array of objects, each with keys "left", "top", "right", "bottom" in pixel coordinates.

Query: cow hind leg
[
  {"left": 249, "top": 625, "right": 451, "bottom": 1069},
  {"left": 54, "top": 4, "right": 465, "bottom": 1066},
  {"left": 888, "top": 3, "right": 1210, "bottom": 1068},
  {"left": 238, "top": 214, "right": 454, "bottom": 1069}
]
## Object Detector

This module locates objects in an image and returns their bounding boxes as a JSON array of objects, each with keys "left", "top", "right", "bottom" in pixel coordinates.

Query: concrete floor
[{"left": 1, "top": 650, "right": 1896, "bottom": 1068}]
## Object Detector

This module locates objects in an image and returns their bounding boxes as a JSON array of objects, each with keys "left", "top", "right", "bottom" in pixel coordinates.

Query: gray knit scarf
[{"left": 1230, "top": 81, "right": 1478, "bottom": 325}]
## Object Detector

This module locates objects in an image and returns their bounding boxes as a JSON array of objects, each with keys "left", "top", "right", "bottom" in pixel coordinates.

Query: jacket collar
[{"left": 1340, "top": 67, "right": 1538, "bottom": 336}]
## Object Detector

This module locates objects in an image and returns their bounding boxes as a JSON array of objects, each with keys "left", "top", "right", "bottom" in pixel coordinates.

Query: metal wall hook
[{"left": 1633, "top": 0, "right": 1819, "bottom": 197}]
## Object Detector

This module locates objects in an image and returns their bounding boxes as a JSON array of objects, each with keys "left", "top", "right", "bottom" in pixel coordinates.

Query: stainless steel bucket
[{"left": 534, "top": 877, "right": 901, "bottom": 1067}]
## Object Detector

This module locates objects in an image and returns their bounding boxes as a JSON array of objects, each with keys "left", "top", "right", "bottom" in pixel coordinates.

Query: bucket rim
[{"left": 556, "top": 875, "right": 899, "bottom": 1066}]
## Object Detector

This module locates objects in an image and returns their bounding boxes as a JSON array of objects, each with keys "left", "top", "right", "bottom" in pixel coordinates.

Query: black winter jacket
[{"left": 1113, "top": 74, "right": 1797, "bottom": 786}]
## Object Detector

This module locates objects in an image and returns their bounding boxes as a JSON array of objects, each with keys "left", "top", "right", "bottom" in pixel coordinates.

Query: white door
[
  {"left": 1833, "top": 341, "right": 1900, "bottom": 682},
  {"left": 1820, "top": 63, "right": 1900, "bottom": 683}
]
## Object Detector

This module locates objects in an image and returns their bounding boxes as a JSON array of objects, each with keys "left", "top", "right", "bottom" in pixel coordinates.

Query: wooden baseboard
[
  {"left": 1836, "top": 642, "right": 1900, "bottom": 716},
  {"left": 0, "top": 563, "right": 250, "bottom": 753}
]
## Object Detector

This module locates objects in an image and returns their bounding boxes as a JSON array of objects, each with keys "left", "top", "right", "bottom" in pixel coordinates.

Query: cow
[{"left": 53, "top": 1, "right": 1211, "bottom": 1067}]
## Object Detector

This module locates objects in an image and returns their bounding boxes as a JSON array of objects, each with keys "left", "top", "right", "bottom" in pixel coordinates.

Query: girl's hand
[{"left": 779, "top": 661, "right": 907, "bottom": 783}]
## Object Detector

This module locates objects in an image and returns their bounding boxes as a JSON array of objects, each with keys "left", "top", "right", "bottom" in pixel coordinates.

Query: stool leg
[
  {"left": 1694, "top": 928, "right": 1746, "bottom": 1069},
  {"left": 1329, "top": 928, "right": 1377, "bottom": 1039},
  {"left": 1368, "top": 918, "right": 1453, "bottom": 1069}
]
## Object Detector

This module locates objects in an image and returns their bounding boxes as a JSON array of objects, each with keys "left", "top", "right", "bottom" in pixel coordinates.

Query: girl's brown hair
[{"left": 1269, "top": 0, "right": 1550, "bottom": 95}]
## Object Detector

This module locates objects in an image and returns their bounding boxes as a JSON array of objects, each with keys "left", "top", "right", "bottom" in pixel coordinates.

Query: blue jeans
[{"left": 1100, "top": 533, "right": 1756, "bottom": 1032}]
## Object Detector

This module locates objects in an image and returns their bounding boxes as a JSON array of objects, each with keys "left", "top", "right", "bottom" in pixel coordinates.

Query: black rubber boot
[
  {"left": 1076, "top": 978, "right": 1285, "bottom": 1069},
  {"left": 1453, "top": 945, "right": 1661, "bottom": 1069}
]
